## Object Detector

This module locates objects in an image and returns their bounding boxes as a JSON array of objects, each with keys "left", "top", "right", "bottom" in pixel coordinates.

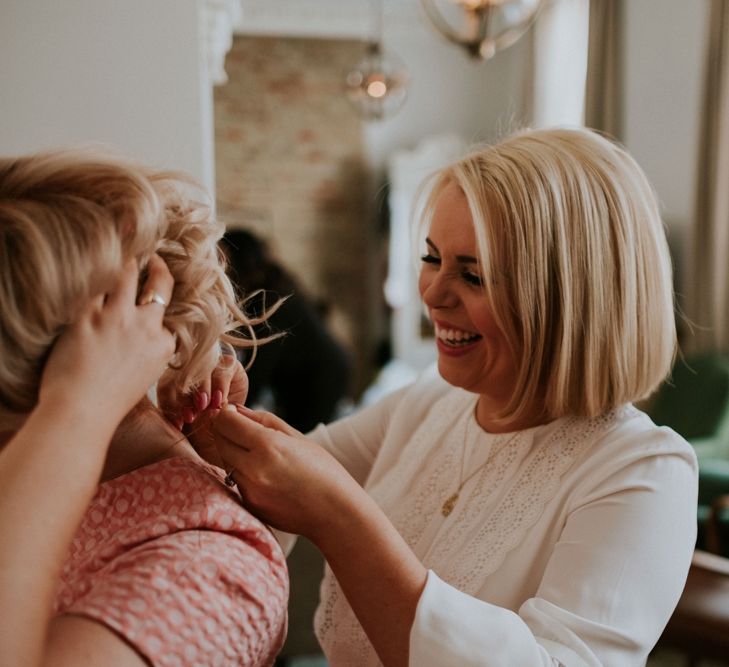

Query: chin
[
  {"left": 436, "top": 360, "right": 467, "bottom": 391},
  {"left": 437, "top": 358, "right": 492, "bottom": 397}
]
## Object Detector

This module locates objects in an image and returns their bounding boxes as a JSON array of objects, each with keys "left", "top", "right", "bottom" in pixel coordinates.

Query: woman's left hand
[
  {"left": 211, "top": 405, "right": 363, "bottom": 540},
  {"left": 40, "top": 255, "right": 176, "bottom": 427}
]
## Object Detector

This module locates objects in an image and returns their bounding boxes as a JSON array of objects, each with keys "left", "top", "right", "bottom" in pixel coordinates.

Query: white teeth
[{"left": 436, "top": 326, "right": 480, "bottom": 345}]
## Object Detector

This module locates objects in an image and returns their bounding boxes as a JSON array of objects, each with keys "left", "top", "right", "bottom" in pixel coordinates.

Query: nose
[{"left": 419, "top": 268, "right": 458, "bottom": 310}]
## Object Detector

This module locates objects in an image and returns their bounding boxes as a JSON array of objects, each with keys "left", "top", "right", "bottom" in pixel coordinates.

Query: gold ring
[{"left": 138, "top": 290, "right": 168, "bottom": 307}]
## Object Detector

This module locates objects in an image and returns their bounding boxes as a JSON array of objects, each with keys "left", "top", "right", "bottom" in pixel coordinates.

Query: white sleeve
[
  {"left": 410, "top": 447, "right": 698, "bottom": 667},
  {"left": 308, "top": 385, "right": 410, "bottom": 485},
  {"left": 275, "top": 384, "right": 418, "bottom": 554},
  {"left": 412, "top": 571, "right": 558, "bottom": 666},
  {"left": 270, "top": 388, "right": 413, "bottom": 555}
]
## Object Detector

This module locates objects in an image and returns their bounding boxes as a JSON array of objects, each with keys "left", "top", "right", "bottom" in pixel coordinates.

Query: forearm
[
  {"left": 211, "top": 406, "right": 427, "bottom": 666},
  {"left": 0, "top": 398, "right": 114, "bottom": 666},
  {"left": 311, "top": 491, "right": 427, "bottom": 667}
]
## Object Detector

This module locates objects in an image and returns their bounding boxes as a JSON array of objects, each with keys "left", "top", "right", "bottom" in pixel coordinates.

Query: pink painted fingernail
[
  {"left": 182, "top": 407, "right": 195, "bottom": 424},
  {"left": 211, "top": 389, "right": 223, "bottom": 410},
  {"left": 195, "top": 391, "right": 209, "bottom": 411}
]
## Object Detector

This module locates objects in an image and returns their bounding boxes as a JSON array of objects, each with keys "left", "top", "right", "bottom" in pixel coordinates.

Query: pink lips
[{"left": 436, "top": 337, "right": 481, "bottom": 357}]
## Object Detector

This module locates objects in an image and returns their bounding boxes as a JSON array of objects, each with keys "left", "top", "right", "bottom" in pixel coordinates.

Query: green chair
[
  {"left": 649, "top": 353, "right": 729, "bottom": 461},
  {"left": 648, "top": 353, "right": 729, "bottom": 555}
]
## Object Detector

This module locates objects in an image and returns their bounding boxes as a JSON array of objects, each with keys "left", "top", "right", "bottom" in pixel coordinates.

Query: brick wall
[{"left": 214, "top": 36, "right": 382, "bottom": 394}]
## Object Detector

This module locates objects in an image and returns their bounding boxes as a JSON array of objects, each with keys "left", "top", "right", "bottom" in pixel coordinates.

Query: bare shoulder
[{"left": 44, "top": 614, "right": 148, "bottom": 667}]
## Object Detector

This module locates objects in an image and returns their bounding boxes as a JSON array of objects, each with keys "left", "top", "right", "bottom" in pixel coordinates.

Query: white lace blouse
[{"left": 307, "top": 373, "right": 698, "bottom": 667}]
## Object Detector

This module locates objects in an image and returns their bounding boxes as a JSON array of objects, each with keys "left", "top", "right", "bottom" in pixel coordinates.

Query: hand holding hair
[{"left": 40, "top": 254, "right": 176, "bottom": 428}]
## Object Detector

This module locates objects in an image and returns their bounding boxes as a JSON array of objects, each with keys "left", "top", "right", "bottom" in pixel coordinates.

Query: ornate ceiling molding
[
  {"left": 202, "top": 0, "right": 244, "bottom": 85},
  {"left": 235, "top": 0, "right": 414, "bottom": 40},
  {"left": 202, "top": 1, "right": 417, "bottom": 87}
]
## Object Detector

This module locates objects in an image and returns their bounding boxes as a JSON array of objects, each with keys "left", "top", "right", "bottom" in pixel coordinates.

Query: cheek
[
  {"left": 417, "top": 269, "right": 430, "bottom": 300},
  {"left": 472, "top": 308, "right": 518, "bottom": 372},
  {"left": 468, "top": 301, "right": 504, "bottom": 339}
]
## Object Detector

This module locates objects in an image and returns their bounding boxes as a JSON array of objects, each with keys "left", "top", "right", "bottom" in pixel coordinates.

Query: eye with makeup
[
  {"left": 461, "top": 270, "right": 483, "bottom": 287},
  {"left": 420, "top": 253, "right": 484, "bottom": 287}
]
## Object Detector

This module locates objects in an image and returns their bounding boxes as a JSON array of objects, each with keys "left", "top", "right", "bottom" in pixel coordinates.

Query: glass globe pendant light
[
  {"left": 345, "top": 0, "right": 409, "bottom": 121},
  {"left": 421, "top": 0, "right": 544, "bottom": 60}
]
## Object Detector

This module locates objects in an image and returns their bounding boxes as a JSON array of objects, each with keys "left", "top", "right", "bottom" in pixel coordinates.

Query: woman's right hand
[
  {"left": 211, "top": 405, "right": 428, "bottom": 667},
  {"left": 211, "top": 405, "right": 364, "bottom": 541},
  {"left": 39, "top": 254, "right": 176, "bottom": 427}
]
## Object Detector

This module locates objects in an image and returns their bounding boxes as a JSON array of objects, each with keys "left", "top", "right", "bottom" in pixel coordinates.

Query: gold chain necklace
[{"left": 441, "top": 424, "right": 520, "bottom": 517}]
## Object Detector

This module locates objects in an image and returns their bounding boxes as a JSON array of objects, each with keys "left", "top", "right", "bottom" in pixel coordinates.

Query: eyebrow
[{"left": 425, "top": 238, "right": 479, "bottom": 264}]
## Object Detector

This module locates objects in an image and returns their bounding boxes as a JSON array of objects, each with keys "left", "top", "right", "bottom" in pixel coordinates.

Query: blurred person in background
[{"left": 221, "top": 229, "right": 352, "bottom": 432}]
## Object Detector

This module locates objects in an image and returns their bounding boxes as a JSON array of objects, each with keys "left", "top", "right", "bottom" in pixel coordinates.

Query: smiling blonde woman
[
  {"left": 212, "top": 127, "right": 698, "bottom": 667},
  {"left": 418, "top": 128, "right": 677, "bottom": 428}
]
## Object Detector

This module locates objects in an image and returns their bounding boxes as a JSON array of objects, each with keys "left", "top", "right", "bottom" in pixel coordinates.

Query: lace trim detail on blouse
[
  {"left": 313, "top": 395, "right": 477, "bottom": 666},
  {"left": 438, "top": 407, "right": 628, "bottom": 590}
]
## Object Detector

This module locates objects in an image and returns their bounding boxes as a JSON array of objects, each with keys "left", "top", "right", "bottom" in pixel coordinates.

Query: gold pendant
[{"left": 441, "top": 492, "right": 459, "bottom": 517}]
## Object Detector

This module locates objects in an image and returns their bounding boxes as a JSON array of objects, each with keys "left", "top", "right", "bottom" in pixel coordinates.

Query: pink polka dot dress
[{"left": 53, "top": 456, "right": 289, "bottom": 666}]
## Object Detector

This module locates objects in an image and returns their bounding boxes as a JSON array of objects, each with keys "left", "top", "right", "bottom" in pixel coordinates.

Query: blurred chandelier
[
  {"left": 345, "top": 0, "right": 409, "bottom": 121},
  {"left": 421, "top": 0, "right": 544, "bottom": 60},
  {"left": 345, "top": 43, "right": 408, "bottom": 121}
]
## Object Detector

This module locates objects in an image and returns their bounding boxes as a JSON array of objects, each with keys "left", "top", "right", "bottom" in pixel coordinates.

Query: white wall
[
  {"left": 0, "top": 0, "right": 214, "bottom": 189},
  {"left": 364, "top": 5, "right": 532, "bottom": 171}
]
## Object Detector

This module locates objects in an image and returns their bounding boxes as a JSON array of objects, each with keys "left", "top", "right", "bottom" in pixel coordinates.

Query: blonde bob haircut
[
  {"left": 419, "top": 127, "right": 676, "bottom": 423},
  {"left": 0, "top": 148, "right": 257, "bottom": 430}
]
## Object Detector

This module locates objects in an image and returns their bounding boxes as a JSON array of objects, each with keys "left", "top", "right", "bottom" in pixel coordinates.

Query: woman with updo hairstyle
[
  {"left": 0, "top": 150, "right": 288, "bottom": 666},
  {"left": 212, "top": 128, "right": 698, "bottom": 666}
]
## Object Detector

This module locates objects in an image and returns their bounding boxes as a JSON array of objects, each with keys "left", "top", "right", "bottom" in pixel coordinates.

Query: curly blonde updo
[{"left": 0, "top": 149, "right": 255, "bottom": 430}]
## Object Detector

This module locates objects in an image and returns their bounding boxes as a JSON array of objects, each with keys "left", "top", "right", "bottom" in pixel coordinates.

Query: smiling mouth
[{"left": 435, "top": 325, "right": 483, "bottom": 347}]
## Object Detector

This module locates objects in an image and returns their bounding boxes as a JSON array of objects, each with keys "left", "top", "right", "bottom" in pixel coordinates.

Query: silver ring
[{"left": 138, "top": 290, "right": 168, "bottom": 307}]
